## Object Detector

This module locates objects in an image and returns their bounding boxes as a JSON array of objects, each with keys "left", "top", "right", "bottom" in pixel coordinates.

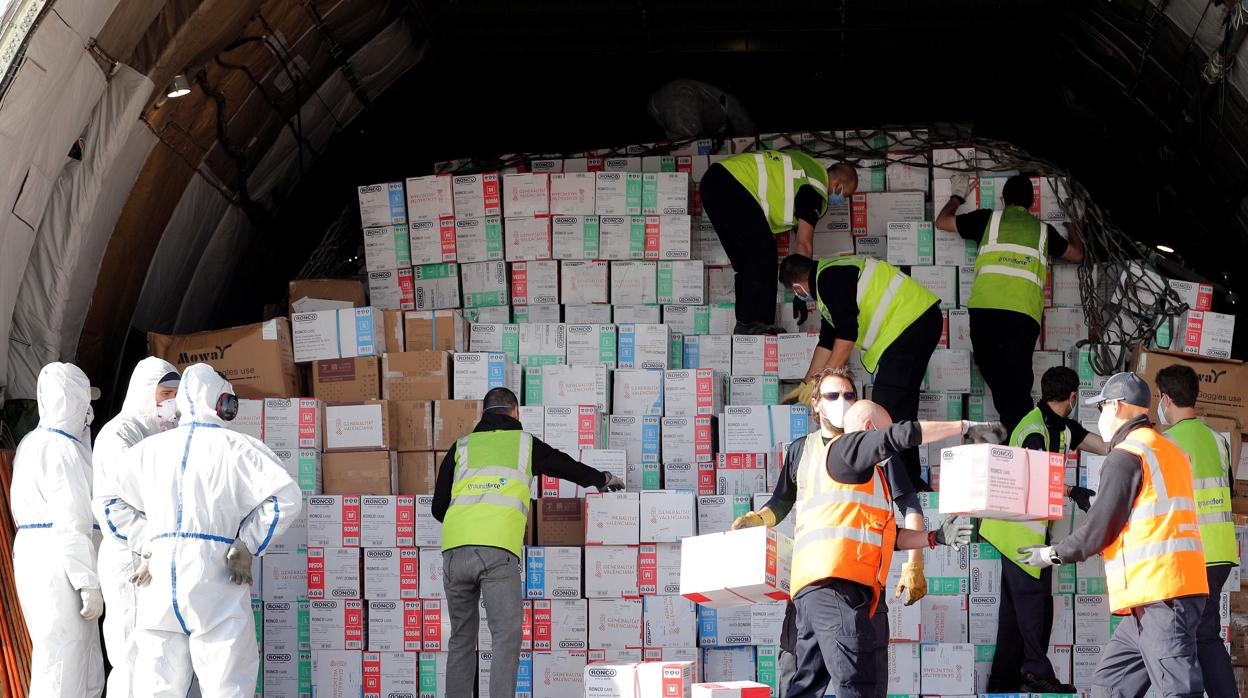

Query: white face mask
[
  {"left": 155, "top": 399, "right": 180, "bottom": 430},
  {"left": 1157, "top": 398, "right": 1171, "bottom": 426},
  {"left": 1097, "top": 401, "right": 1119, "bottom": 442},
  {"left": 822, "top": 397, "right": 849, "bottom": 430}
]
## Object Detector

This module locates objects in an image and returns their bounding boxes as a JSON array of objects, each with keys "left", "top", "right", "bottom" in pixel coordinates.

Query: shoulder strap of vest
[
  {"left": 986, "top": 210, "right": 1004, "bottom": 245},
  {"left": 753, "top": 153, "right": 771, "bottom": 222}
]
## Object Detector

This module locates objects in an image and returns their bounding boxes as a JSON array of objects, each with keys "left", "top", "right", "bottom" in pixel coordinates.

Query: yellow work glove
[
  {"left": 731, "top": 508, "right": 778, "bottom": 530},
  {"left": 895, "top": 561, "right": 927, "bottom": 606},
  {"left": 781, "top": 380, "right": 814, "bottom": 406}
]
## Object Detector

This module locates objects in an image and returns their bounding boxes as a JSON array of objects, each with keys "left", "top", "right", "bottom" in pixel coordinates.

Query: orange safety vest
[
  {"left": 1102, "top": 427, "right": 1209, "bottom": 614},
  {"left": 791, "top": 432, "right": 897, "bottom": 612}
]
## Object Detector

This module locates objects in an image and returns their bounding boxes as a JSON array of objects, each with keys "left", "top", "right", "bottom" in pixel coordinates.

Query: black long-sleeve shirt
[
  {"left": 431, "top": 412, "right": 608, "bottom": 522},
  {"left": 1020, "top": 401, "right": 1090, "bottom": 453},
  {"left": 810, "top": 263, "right": 860, "bottom": 350},
  {"left": 1052, "top": 416, "right": 1151, "bottom": 564}
]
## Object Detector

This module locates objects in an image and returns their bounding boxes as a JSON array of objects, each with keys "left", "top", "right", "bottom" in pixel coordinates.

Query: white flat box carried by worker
[
  {"left": 1175, "top": 310, "right": 1235, "bottom": 359},
  {"left": 909, "top": 264, "right": 958, "bottom": 309},
  {"left": 644, "top": 215, "right": 694, "bottom": 260},
  {"left": 359, "top": 181, "right": 406, "bottom": 227},
  {"left": 585, "top": 492, "right": 641, "bottom": 546},
  {"left": 731, "top": 336, "right": 778, "bottom": 376},
  {"left": 362, "top": 651, "right": 417, "bottom": 698},
  {"left": 531, "top": 652, "right": 587, "bottom": 698},
  {"left": 934, "top": 227, "right": 977, "bottom": 267},
  {"left": 661, "top": 415, "right": 717, "bottom": 464},
  {"left": 701, "top": 646, "right": 756, "bottom": 683},
  {"left": 1042, "top": 306, "right": 1088, "bottom": 352},
  {"left": 607, "top": 415, "right": 661, "bottom": 465},
  {"left": 596, "top": 172, "right": 644, "bottom": 216},
  {"left": 611, "top": 261, "right": 659, "bottom": 306},
  {"left": 452, "top": 352, "right": 520, "bottom": 400},
  {"left": 918, "top": 643, "right": 975, "bottom": 695},
  {"left": 566, "top": 304, "right": 613, "bottom": 324},
  {"left": 564, "top": 324, "right": 617, "bottom": 367},
  {"left": 614, "top": 304, "right": 661, "bottom": 324},
  {"left": 505, "top": 216, "right": 553, "bottom": 262},
  {"left": 405, "top": 174, "right": 454, "bottom": 222},
  {"left": 696, "top": 217, "right": 730, "bottom": 265},
  {"left": 967, "top": 594, "right": 999, "bottom": 644},
  {"left": 920, "top": 594, "right": 969, "bottom": 643},
  {"left": 656, "top": 261, "right": 704, "bottom": 305},
  {"left": 715, "top": 453, "right": 767, "bottom": 496},
  {"left": 613, "top": 369, "right": 664, "bottom": 416},
  {"left": 1072, "top": 644, "right": 1104, "bottom": 689},
  {"left": 503, "top": 173, "right": 550, "bottom": 218},
  {"left": 362, "top": 547, "right": 418, "bottom": 601},
  {"left": 696, "top": 494, "right": 751, "bottom": 535},
  {"left": 1075, "top": 593, "right": 1111, "bottom": 644},
  {"left": 311, "top": 649, "right": 363, "bottom": 696},
  {"left": 639, "top": 491, "right": 696, "bottom": 542},
  {"left": 367, "top": 599, "right": 421, "bottom": 652},
  {"left": 599, "top": 215, "right": 648, "bottom": 260},
  {"left": 642, "top": 173, "right": 690, "bottom": 215},
  {"left": 309, "top": 599, "right": 364, "bottom": 650},
  {"left": 531, "top": 599, "right": 589, "bottom": 652},
  {"left": 562, "top": 260, "right": 610, "bottom": 305},
  {"left": 364, "top": 225, "right": 413, "bottom": 273},
  {"left": 584, "top": 545, "right": 640, "bottom": 598},
  {"left": 307, "top": 495, "right": 361, "bottom": 548},
  {"left": 680, "top": 527, "right": 791, "bottom": 607},
  {"left": 587, "top": 599, "right": 644, "bottom": 650},
  {"left": 938, "top": 443, "right": 1065, "bottom": 520},
  {"left": 683, "top": 335, "right": 733, "bottom": 374},
  {"left": 968, "top": 542, "right": 1002, "bottom": 594},
  {"left": 728, "top": 374, "right": 778, "bottom": 406},
  {"left": 550, "top": 173, "right": 597, "bottom": 216},
  {"left": 720, "top": 406, "right": 773, "bottom": 453},
  {"left": 775, "top": 333, "right": 819, "bottom": 381},
  {"left": 664, "top": 368, "right": 726, "bottom": 417},
  {"left": 418, "top": 547, "right": 445, "bottom": 599},
  {"left": 307, "top": 546, "right": 361, "bottom": 600},
  {"left": 452, "top": 172, "right": 501, "bottom": 219},
  {"left": 851, "top": 191, "right": 925, "bottom": 237},
  {"left": 539, "top": 364, "right": 610, "bottom": 413},
  {"left": 925, "top": 349, "right": 971, "bottom": 392},
  {"left": 517, "top": 323, "right": 566, "bottom": 367},
  {"left": 263, "top": 397, "right": 322, "bottom": 451},
  {"left": 526, "top": 546, "right": 583, "bottom": 599},
  {"left": 453, "top": 216, "right": 504, "bottom": 263},
  {"left": 508, "top": 260, "right": 557, "bottom": 306},
  {"left": 543, "top": 405, "right": 605, "bottom": 458},
  {"left": 638, "top": 542, "right": 683, "bottom": 596},
  {"left": 618, "top": 324, "right": 670, "bottom": 370},
  {"left": 917, "top": 391, "right": 964, "bottom": 420},
  {"left": 885, "top": 221, "right": 935, "bottom": 266},
  {"left": 262, "top": 549, "right": 309, "bottom": 602},
  {"left": 406, "top": 217, "right": 457, "bottom": 266}
]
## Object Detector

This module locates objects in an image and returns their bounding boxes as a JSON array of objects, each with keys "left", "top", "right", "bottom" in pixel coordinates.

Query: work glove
[
  {"left": 962, "top": 420, "right": 1008, "bottom": 445},
  {"left": 949, "top": 174, "right": 976, "bottom": 202},
  {"left": 791, "top": 296, "right": 809, "bottom": 327},
  {"left": 1068, "top": 485, "right": 1096, "bottom": 512},
  {"left": 781, "top": 380, "right": 815, "bottom": 406},
  {"left": 226, "top": 540, "right": 254, "bottom": 586},
  {"left": 935, "top": 515, "right": 973, "bottom": 550},
  {"left": 129, "top": 550, "right": 152, "bottom": 587},
  {"left": 731, "top": 508, "right": 777, "bottom": 530},
  {"left": 600, "top": 472, "right": 625, "bottom": 492},
  {"left": 895, "top": 561, "right": 927, "bottom": 606},
  {"left": 1017, "top": 545, "right": 1060, "bottom": 569},
  {"left": 80, "top": 587, "right": 104, "bottom": 621}
]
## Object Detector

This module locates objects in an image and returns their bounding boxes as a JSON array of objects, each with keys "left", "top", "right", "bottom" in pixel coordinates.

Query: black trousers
[
  {"left": 1092, "top": 596, "right": 1205, "bottom": 698},
  {"left": 700, "top": 163, "right": 779, "bottom": 326},
  {"left": 787, "top": 581, "right": 886, "bottom": 698},
  {"left": 968, "top": 308, "right": 1042, "bottom": 432},
  {"left": 871, "top": 302, "right": 943, "bottom": 490},
  {"left": 1197, "top": 565, "right": 1236, "bottom": 697},
  {"left": 989, "top": 558, "right": 1056, "bottom": 685}
]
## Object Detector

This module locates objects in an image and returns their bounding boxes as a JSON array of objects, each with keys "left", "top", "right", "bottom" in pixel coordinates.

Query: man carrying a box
[
  {"left": 777, "top": 253, "right": 943, "bottom": 490},
  {"left": 700, "top": 150, "right": 858, "bottom": 334},
  {"left": 1156, "top": 364, "right": 1238, "bottom": 697},
  {"left": 432, "top": 387, "right": 624, "bottom": 698},
  {"left": 980, "top": 365, "right": 1106, "bottom": 694},
  {"left": 1018, "top": 372, "right": 1209, "bottom": 697},
  {"left": 934, "top": 174, "right": 1085, "bottom": 432}
]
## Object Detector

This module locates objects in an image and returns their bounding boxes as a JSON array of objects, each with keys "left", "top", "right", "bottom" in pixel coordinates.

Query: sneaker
[{"left": 1021, "top": 673, "right": 1077, "bottom": 694}]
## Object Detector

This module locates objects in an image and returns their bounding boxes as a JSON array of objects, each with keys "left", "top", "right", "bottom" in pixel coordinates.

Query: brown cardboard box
[
  {"left": 390, "top": 401, "right": 434, "bottom": 452},
  {"left": 405, "top": 310, "right": 470, "bottom": 352},
  {"left": 148, "top": 319, "right": 298, "bottom": 399},
  {"left": 1133, "top": 347, "right": 1248, "bottom": 428},
  {"left": 397, "top": 451, "right": 437, "bottom": 494},
  {"left": 322, "top": 450, "right": 396, "bottom": 495},
  {"left": 312, "top": 357, "right": 381, "bottom": 402},
  {"left": 288, "top": 278, "right": 366, "bottom": 315},
  {"left": 323, "top": 400, "right": 392, "bottom": 452},
  {"left": 434, "top": 400, "right": 483, "bottom": 450},
  {"left": 382, "top": 310, "right": 406, "bottom": 354},
  {"left": 537, "top": 498, "right": 585, "bottom": 546},
  {"left": 382, "top": 351, "right": 452, "bottom": 401}
]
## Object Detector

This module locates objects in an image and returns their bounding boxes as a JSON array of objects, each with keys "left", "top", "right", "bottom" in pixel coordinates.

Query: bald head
[
  {"left": 828, "top": 163, "right": 859, "bottom": 195},
  {"left": 844, "top": 400, "right": 892, "bottom": 433}
]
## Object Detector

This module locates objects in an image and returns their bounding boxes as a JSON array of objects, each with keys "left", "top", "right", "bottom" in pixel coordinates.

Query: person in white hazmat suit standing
[
  {"left": 9, "top": 362, "right": 105, "bottom": 697},
  {"left": 91, "top": 357, "right": 180, "bottom": 696},
  {"left": 108, "top": 363, "right": 301, "bottom": 696}
]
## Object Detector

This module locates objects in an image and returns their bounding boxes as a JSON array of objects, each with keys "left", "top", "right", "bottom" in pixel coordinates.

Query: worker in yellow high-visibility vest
[{"left": 700, "top": 149, "right": 858, "bottom": 334}]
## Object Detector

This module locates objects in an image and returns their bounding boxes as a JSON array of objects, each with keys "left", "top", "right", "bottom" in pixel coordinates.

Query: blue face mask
[
  {"left": 794, "top": 285, "right": 814, "bottom": 302},
  {"left": 828, "top": 186, "right": 847, "bottom": 207}
]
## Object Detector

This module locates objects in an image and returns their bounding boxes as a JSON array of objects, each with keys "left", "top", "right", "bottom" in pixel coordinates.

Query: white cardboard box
[
  {"left": 518, "top": 322, "right": 567, "bottom": 367},
  {"left": 920, "top": 594, "right": 969, "bottom": 643},
  {"left": 910, "top": 265, "right": 959, "bottom": 309},
  {"left": 682, "top": 335, "right": 733, "bottom": 374},
  {"left": 851, "top": 191, "right": 925, "bottom": 237},
  {"left": 362, "top": 547, "right": 419, "bottom": 600},
  {"left": 565, "top": 304, "right": 614, "bottom": 325},
  {"left": 938, "top": 443, "right": 1065, "bottom": 520},
  {"left": 1074, "top": 593, "right": 1111, "bottom": 644},
  {"left": 614, "top": 305, "right": 662, "bottom": 325},
  {"left": 543, "top": 405, "right": 605, "bottom": 458},
  {"left": 700, "top": 647, "right": 756, "bottom": 684},
  {"left": 307, "top": 546, "right": 361, "bottom": 600},
  {"left": 550, "top": 173, "right": 597, "bottom": 216},
  {"left": 562, "top": 261, "right": 610, "bottom": 305},
  {"left": 1044, "top": 306, "right": 1089, "bottom": 352},
  {"left": 776, "top": 334, "right": 819, "bottom": 381},
  {"left": 720, "top": 406, "right": 773, "bottom": 453},
  {"left": 664, "top": 368, "right": 726, "bottom": 417},
  {"left": 886, "top": 643, "right": 921, "bottom": 696},
  {"left": 661, "top": 416, "right": 717, "bottom": 464},
  {"left": 264, "top": 397, "right": 322, "bottom": 451},
  {"left": 365, "top": 225, "right": 413, "bottom": 272},
  {"left": 262, "top": 549, "right": 309, "bottom": 602},
  {"left": 599, "top": 215, "right": 648, "bottom": 260},
  {"left": 586, "top": 493, "right": 641, "bottom": 546},
  {"left": 613, "top": 369, "right": 665, "bottom": 416},
  {"left": 454, "top": 217, "right": 504, "bottom": 263},
  {"left": 679, "top": 527, "right": 792, "bottom": 607},
  {"left": 657, "top": 261, "right": 705, "bottom": 304},
  {"left": 323, "top": 402, "right": 388, "bottom": 451},
  {"left": 312, "top": 649, "right": 363, "bottom": 696},
  {"left": 532, "top": 599, "right": 589, "bottom": 652},
  {"left": 419, "top": 547, "right": 445, "bottom": 599},
  {"left": 358, "top": 181, "right": 406, "bottom": 228},
  {"left": 539, "top": 364, "right": 611, "bottom": 413},
  {"left": 618, "top": 324, "right": 670, "bottom": 370},
  {"left": 607, "top": 414, "right": 661, "bottom": 465},
  {"left": 532, "top": 651, "right": 588, "bottom": 698},
  {"left": 967, "top": 594, "right": 999, "bottom": 644},
  {"left": 452, "top": 352, "right": 520, "bottom": 400},
  {"left": 452, "top": 173, "right": 501, "bottom": 219},
  {"left": 714, "top": 453, "right": 767, "bottom": 495},
  {"left": 505, "top": 216, "right": 554, "bottom": 261},
  {"left": 367, "top": 599, "right": 421, "bottom": 652},
  {"left": 645, "top": 215, "right": 694, "bottom": 260},
  {"left": 362, "top": 651, "right": 417, "bottom": 698},
  {"left": 730, "top": 336, "right": 778, "bottom": 376},
  {"left": 926, "top": 349, "right": 971, "bottom": 392},
  {"left": 885, "top": 221, "right": 934, "bottom": 266},
  {"left": 360, "top": 495, "right": 414, "bottom": 548},
  {"left": 643, "top": 173, "right": 690, "bottom": 215},
  {"left": 587, "top": 599, "right": 644, "bottom": 650},
  {"left": 934, "top": 227, "right": 977, "bottom": 267},
  {"left": 643, "top": 596, "right": 698, "bottom": 649},
  {"left": 639, "top": 490, "right": 696, "bottom": 542},
  {"left": 511, "top": 260, "right": 559, "bottom": 306},
  {"left": 309, "top": 599, "right": 364, "bottom": 650},
  {"left": 596, "top": 172, "right": 643, "bottom": 216},
  {"left": 405, "top": 174, "right": 454, "bottom": 222},
  {"left": 503, "top": 173, "right": 550, "bottom": 217},
  {"left": 407, "top": 218, "right": 457, "bottom": 265},
  {"left": 919, "top": 643, "right": 975, "bottom": 695},
  {"left": 638, "top": 542, "right": 682, "bottom": 596},
  {"left": 457, "top": 261, "right": 507, "bottom": 309},
  {"left": 696, "top": 494, "right": 751, "bottom": 535},
  {"left": 585, "top": 545, "right": 641, "bottom": 598},
  {"left": 306, "top": 495, "right": 361, "bottom": 548},
  {"left": 526, "top": 547, "right": 583, "bottom": 599},
  {"left": 1177, "top": 310, "right": 1235, "bottom": 359},
  {"left": 611, "top": 262, "right": 659, "bottom": 306}
]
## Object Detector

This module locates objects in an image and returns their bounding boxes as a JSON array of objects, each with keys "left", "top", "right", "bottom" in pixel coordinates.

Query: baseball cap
[
  {"left": 1083, "top": 371, "right": 1150, "bottom": 408},
  {"left": 158, "top": 371, "right": 181, "bottom": 388}
]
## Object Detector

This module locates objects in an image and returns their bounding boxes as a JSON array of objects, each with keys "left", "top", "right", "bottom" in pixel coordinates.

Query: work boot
[
  {"left": 1021, "top": 673, "right": 1077, "bottom": 694},
  {"left": 733, "top": 321, "right": 765, "bottom": 335},
  {"left": 984, "top": 677, "right": 1018, "bottom": 694}
]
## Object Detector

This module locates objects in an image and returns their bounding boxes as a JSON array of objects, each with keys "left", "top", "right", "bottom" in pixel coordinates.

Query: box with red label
[
  {"left": 505, "top": 216, "right": 554, "bottom": 261},
  {"left": 405, "top": 174, "right": 454, "bottom": 222},
  {"left": 307, "top": 546, "right": 361, "bottom": 600},
  {"left": 638, "top": 542, "right": 682, "bottom": 596},
  {"left": 730, "top": 336, "right": 778, "bottom": 376},
  {"left": 359, "top": 495, "right": 414, "bottom": 548},
  {"left": 362, "top": 651, "right": 417, "bottom": 698},
  {"left": 533, "top": 599, "right": 589, "bottom": 651},
  {"left": 511, "top": 260, "right": 560, "bottom": 306},
  {"left": 480, "top": 598, "right": 533, "bottom": 651},
  {"left": 263, "top": 397, "right": 322, "bottom": 451},
  {"left": 639, "top": 491, "right": 696, "bottom": 542},
  {"left": 643, "top": 214, "right": 693, "bottom": 260},
  {"left": 408, "top": 217, "right": 457, "bottom": 265},
  {"left": 643, "top": 595, "right": 698, "bottom": 648},
  {"left": 367, "top": 599, "right": 422, "bottom": 652},
  {"left": 452, "top": 173, "right": 501, "bottom": 219},
  {"left": 367, "top": 268, "right": 416, "bottom": 311},
  {"left": 503, "top": 173, "right": 551, "bottom": 217},
  {"left": 720, "top": 407, "right": 773, "bottom": 453},
  {"left": 938, "top": 443, "right": 1065, "bottom": 520},
  {"left": 680, "top": 527, "right": 792, "bottom": 608},
  {"left": 418, "top": 547, "right": 445, "bottom": 599},
  {"left": 661, "top": 416, "right": 717, "bottom": 464},
  {"left": 419, "top": 598, "right": 451, "bottom": 651},
  {"left": 362, "top": 548, "right": 419, "bottom": 600},
  {"left": 850, "top": 191, "right": 925, "bottom": 236},
  {"left": 1177, "top": 310, "right": 1236, "bottom": 359},
  {"left": 588, "top": 598, "right": 644, "bottom": 650},
  {"left": 307, "top": 495, "right": 361, "bottom": 547},
  {"left": 638, "top": 661, "right": 698, "bottom": 698},
  {"left": 586, "top": 492, "right": 641, "bottom": 545},
  {"left": 309, "top": 598, "right": 364, "bottom": 650},
  {"left": 543, "top": 405, "right": 606, "bottom": 459},
  {"left": 585, "top": 545, "right": 641, "bottom": 598},
  {"left": 692, "top": 681, "right": 771, "bottom": 698},
  {"left": 714, "top": 453, "right": 767, "bottom": 496},
  {"left": 664, "top": 368, "right": 725, "bottom": 418},
  {"left": 1169, "top": 279, "right": 1214, "bottom": 312}
]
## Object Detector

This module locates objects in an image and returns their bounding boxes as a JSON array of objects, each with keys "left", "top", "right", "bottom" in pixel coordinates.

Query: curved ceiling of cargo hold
[{"left": 2, "top": 0, "right": 1248, "bottom": 407}]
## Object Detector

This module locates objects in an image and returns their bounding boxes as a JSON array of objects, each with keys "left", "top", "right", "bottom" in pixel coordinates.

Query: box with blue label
[
  {"left": 526, "top": 546, "right": 583, "bottom": 599},
  {"left": 479, "top": 650, "right": 533, "bottom": 698},
  {"left": 358, "top": 181, "right": 406, "bottom": 228},
  {"left": 607, "top": 415, "right": 661, "bottom": 465},
  {"left": 618, "top": 324, "right": 670, "bottom": 370},
  {"left": 683, "top": 335, "right": 733, "bottom": 373},
  {"left": 452, "top": 351, "right": 521, "bottom": 400}
]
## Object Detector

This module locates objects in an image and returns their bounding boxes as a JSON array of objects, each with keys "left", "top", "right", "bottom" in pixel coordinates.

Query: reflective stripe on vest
[
  {"left": 814, "top": 256, "right": 938, "bottom": 373},
  {"left": 1165, "top": 419, "right": 1240, "bottom": 566},
  {"left": 441, "top": 430, "right": 534, "bottom": 559},
  {"left": 720, "top": 149, "right": 829, "bottom": 234},
  {"left": 1102, "top": 429, "right": 1209, "bottom": 614},
  {"left": 791, "top": 432, "right": 897, "bottom": 611},
  {"left": 968, "top": 207, "right": 1049, "bottom": 323}
]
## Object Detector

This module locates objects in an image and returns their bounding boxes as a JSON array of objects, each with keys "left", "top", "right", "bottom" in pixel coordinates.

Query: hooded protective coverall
[
  {"left": 92, "top": 357, "right": 178, "bottom": 696},
  {"left": 107, "top": 364, "right": 301, "bottom": 696},
  {"left": 10, "top": 362, "right": 105, "bottom": 697}
]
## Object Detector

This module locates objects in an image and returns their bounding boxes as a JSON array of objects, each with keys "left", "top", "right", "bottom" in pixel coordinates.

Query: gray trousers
[
  {"left": 780, "top": 600, "right": 886, "bottom": 698},
  {"left": 786, "top": 581, "right": 888, "bottom": 698},
  {"left": 1197, "top": 566, "right": 1236, "bottom": 698},
  {"left": 443, "top": 546, "right": 524, "bottom": 698},
  {"left": 1092, "top": 595, "right": 1205, "bottom": 698}
]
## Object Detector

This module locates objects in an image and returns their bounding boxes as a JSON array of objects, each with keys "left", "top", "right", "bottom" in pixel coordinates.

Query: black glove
[
  {"left": 1068, "top": 485, "right": 1096, "bottom": 512},
  {"left": 792, "top": 296, "right": 809, "bottom": 326}
]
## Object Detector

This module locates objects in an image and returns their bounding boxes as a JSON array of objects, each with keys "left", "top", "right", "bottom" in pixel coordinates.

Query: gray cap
[{"left": 1083, "top": 372, "right": 1151, "bottom": 408}]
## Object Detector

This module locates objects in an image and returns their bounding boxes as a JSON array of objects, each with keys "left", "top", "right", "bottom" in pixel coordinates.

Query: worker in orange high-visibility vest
[{"left": 1018, "top": 372, "right": 1209, "bottom": 697}]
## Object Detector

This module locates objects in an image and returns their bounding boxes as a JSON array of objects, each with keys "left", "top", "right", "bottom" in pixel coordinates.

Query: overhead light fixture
[
  {"left": 1156, "top": 244, "right": 1175, "bottom": 254},
  {"left": 166, "top": 74, "right": 191, "bottom": 98}
]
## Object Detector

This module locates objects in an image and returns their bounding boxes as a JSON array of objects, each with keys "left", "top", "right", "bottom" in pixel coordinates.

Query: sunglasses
[
  {"left": 818, "top": 391, "right": 857, "bottom": 401},
  {"left": 1096, "top": 399, "right": 1119, "bottom": 413}
]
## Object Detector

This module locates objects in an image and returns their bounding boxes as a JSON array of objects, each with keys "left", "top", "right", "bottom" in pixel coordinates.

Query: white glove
[
  {"left": 600, "top": 472, "right": 625, "bottom": 492},
  {"left": 962, "top": 420, "right": 1008, "bottom": 444},
  {"left": 129, "top": 551, "right": 152, "bottom": 586},
  {"left": 80, "top": 588, "right": 104, "bottom": 620},
  {"left": 226, "top": 540, "right": 254, "bottom": 586},
  {"left": 949, "top": 174, "right": 976, "bottom": 202},
  {"left": 1016, "top": 545, "right": 1061, "bottom": 569}
]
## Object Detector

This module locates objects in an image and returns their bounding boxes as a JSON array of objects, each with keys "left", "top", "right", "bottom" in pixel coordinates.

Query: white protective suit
[
  {"left": 110, "top": 363, "right": 301, "bottom": 696},
  {"left": 91, "top": 357, "right": 178, "bottom": 697},
  {"left": 10, "top": 363, "right": 105, "bottom": 697}
]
